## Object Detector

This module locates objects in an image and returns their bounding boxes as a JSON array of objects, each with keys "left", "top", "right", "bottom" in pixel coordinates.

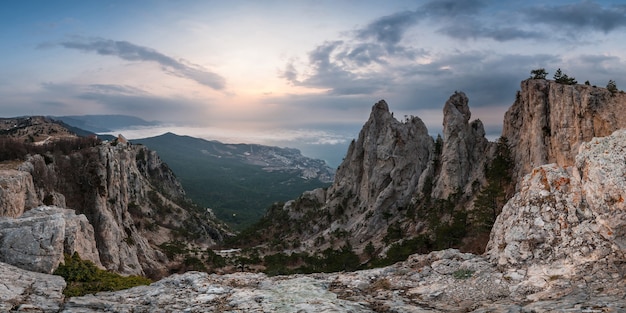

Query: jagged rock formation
[
  {"left": 242, "top": 94, "right": 496, "bottom": 256},
  {"left": 325, "top": 99, "right": 435, "bottom": 243},
  {"left": 14, "top": 141, "right": 230, "bottom": 278},
  {"left": 0, "top": 169, "right": 39, "bottom": 217},
  {"left": 487, "top": 129, "right": 626, "bottom": 279},
  {"left": 503, "top": 79, "right": 626, "bottom": 184},
  {"left": 0, "top": 206, "right": 101, "bottom": 274},
  {"left": 433, "top": 92, "right": 493, "bottom": 199}
]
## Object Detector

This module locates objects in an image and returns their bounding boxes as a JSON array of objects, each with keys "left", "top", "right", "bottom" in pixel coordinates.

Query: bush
[
  {"left": 607, "top": 80, "right": 618, "bottom": 94},
  {"left": 452, "top": 268, "right": 474, "bottom": 279},
  {"left": 53, "top": 253, "right": 151, "bottom": 297}
]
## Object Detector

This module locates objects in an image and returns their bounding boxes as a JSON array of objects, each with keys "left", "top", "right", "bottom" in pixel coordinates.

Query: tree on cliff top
[
  {"left": 530, "top": 68, "right": 548, "bottom": 79},
  {"left": 553, "top": 68, "right": 577, "bottom": 85}
]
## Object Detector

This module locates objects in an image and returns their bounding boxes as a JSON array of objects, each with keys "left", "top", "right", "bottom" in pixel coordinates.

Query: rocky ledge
[{"left": 61, "top": 248, "right": 625, "bottom": 312}]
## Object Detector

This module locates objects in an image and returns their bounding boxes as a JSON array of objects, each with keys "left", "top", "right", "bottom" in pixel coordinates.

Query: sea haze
[{"left": 101, "top": 124, "right": 355, "bottom": 168}]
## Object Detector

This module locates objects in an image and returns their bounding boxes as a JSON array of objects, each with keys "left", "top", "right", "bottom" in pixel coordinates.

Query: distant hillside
[
  {"left": 134, "top": 132, "right": 335, "bottom": 230},
  {"left": 52, "top": 114, "right": 160, "bottom": 133}
]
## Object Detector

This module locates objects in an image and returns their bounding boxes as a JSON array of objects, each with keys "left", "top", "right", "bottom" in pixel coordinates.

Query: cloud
[
  {"left": 437, "top": 20, "right": 545, "bottom": 41},
  {"left": 59, "top": 37, "right": 226, "bottom": 90},
  {"left": 420, "top": 0, "right": 487, "bottom": 18},
  {"left": 37, "top": 82, "right": 212, "bottom": 123},
  {"left": 356, "top": 10, "right": 420, "bottom": 47},
  {"left": 525, "top": 1, "right": 626, "bottom": 34}
]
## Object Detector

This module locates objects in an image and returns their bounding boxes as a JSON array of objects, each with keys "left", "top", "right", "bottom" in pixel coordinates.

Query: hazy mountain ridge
[
  {"left": 135, "top": 132, "right": 334, "bottom": 229},
  {"left": 52, "top": 114, "right": 160, "bottom": 133}
]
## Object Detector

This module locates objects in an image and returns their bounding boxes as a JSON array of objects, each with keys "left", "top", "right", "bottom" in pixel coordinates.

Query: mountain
[
  {"left": 0, "top": 119, "right": 231, "bottom": 278},
  {"left": 3, "top": 76, "right": 626, "bottom": 311},
  {"left": 503, "top": 79, "right": 626, "bottom": 184},
  {"left": 134, "top": 132, "right": 334, "bottom": 230},
  {"left": 230, "top": 78, "right": 626, "bottom": 271},
  {"left": 232, "top": 94, "right": 499, "bottom": 259},
  {"left": 52, "top": 114, "right": 160, "bottom": 133},
  {"left": 7, "top": 97, "right": 626, "bottom": 312}
]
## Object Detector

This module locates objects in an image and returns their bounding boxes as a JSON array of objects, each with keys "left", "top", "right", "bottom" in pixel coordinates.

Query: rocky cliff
[
  {"left": 503, "top": 79, "right": 626, "bottom": 184},
  {"left": 487, "top": 129, "right": 626, "bottom": 274},
  {"left": 0, "top": 169, "right": 39, "bottom": 217},
  {"left": 238, "top": 94, "right": 496, "bottom": 257},
  {"left": 0, "top": 126, "right": 231, "bottom": 278},
  {"left": 18, "top": 141, "right": 229, "bottom": 277}
]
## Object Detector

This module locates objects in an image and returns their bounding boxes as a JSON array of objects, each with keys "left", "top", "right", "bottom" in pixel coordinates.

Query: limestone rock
[
  {"left": 61, "top": 248, "right": 626, "bottom": 312},
  {"left": 17, "top": 142, "right": 230, "bottom": 278},
  {"left": 0, "top": 261, "right": 65, "bottom": 312},
  {"left": 325, "top": 99, "right": 434, "bottom": 244},
  {"left": 0, "top": 206, "right": 101, "bottom": 274},
  {"left": 502, "top": 79, "right": 626, "bottom": 184},
  {"left": 0, "top": 169, "right": 39, "bottom": 217},
  {"left": 433, "top": 91, "right": 493, "bottom": 199},
  {"left": 487, "top": 129, "right": 626, "bottom": 281}
]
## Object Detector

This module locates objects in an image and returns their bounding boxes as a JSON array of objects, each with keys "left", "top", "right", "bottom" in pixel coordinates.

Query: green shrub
[
  {"left": 452, "top": 269, "right": 474, "bottom": 279},
  {"left": 53, "top": 253, "right": 151, "bottom": 297}
]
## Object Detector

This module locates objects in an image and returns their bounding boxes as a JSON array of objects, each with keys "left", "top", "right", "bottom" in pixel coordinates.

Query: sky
[{"left": 2, "top": 0, "right": 626, "bottom": 166}]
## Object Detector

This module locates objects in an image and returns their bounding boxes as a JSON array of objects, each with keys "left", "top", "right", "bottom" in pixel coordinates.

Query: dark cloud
[
  {"left": 356, "top": 10, "right": 420, "bottom": 47},
  {"left": 420, "top": 0, "right": 487, "bottom": 18},
  {"left": 37, "top": 82, "right": 211, "bottom": 123},
  {"left": 60, "top": 37, "right": 226, "bottom": 90},
  {"left": 525, "top": 1, "right": 626, "bottom": 34},
  {"left": 438, "top": 20, "right": 545, "bottom": 41}
]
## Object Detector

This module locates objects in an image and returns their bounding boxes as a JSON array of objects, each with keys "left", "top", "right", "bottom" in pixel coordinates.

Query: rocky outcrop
[
  {"left": 17, "top": 142, "right": 230, "bottom": 278},
  {"left": 502, "top": 79, "right": 626, "bottom": 184},
  {"left": 0, "top": 261, "right": 65, "bottom": 312},
  {"left": 487, "top": 129, "right": 626, "bottom": 284},
  {"left": 0, "top": 170, "right": 39, "bottom": 217},
  {"left": 59, "top": 248, "right": 626, "bottom": 312},
  {"left": 0, "top": 206, "right": 101, "bottom": 274},
  {"left": 433, "top": 92, "right": 493, "bottom": 199},
  {"left": 325, "top": 100, "right": 434, "bottom": 240},
  {"left": 248, "top": 94, "right": 495, "bottom": 255}
]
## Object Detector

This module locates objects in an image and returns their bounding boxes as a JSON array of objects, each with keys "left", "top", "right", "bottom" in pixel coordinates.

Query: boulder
[
  {"left": 487, "top": 129, "right": 626, "bottom": 280},
  {"left": 0, "top": 261, "right": 65, "bottom": 312},
  {"left": 0, "top": 169, "right": 39, "bottom": 217},
  {"left": 0, "top": 206, "right": 101, "bottom": 274}
]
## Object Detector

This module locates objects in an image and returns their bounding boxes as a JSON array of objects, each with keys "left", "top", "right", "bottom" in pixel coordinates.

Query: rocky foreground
[
  {"left": 3, "top": 129, "right": 626, "bottom": 312},
  {"left": 3, "top": 247, "right": 624, "bottom": 312}
]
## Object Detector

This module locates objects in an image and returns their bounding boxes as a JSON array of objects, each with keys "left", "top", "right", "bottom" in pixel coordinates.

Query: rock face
[
  {"left": 249, "top": 94, "right": 495, "bottom": 255},
  {"left": 487, "top": 129, "right": 626, "bottom": 284},
  {"left": 16, "top": 141, "right": 229, "bottom": 278},
  {"left": 0, "top": 170, "right": 39, "bottom": 217},
  {"left": 503, "top": 79, "right": 626, "bottom": 183},
  {"left": 433, "top": 92, "right": 493, "bottom": 199},
  {"left": 325, "top": 100, "right": 435, "bottom": 241},
  {"left": 0, "top": 261, "right": 65, "bottom": 313},
  {"left": 0, "top": 206, "right": 101, "bottom": 274}
]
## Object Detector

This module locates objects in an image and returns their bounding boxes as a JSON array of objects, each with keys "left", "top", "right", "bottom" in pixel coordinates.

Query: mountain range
[
  {"left": 134, "top": 132, "right": 334, "bottom": 230},
  {"left": 1, "top": 75, "right": 626, "bottom": 311}
]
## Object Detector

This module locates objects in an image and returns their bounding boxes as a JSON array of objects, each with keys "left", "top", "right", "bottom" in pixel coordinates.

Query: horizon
[{"left": 3, "top": 0, "right": 626, "bottom": 166}]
